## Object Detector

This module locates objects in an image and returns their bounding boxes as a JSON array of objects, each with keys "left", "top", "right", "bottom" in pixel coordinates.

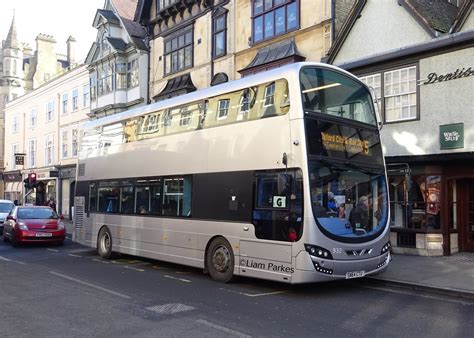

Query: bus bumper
[{"left": 293, "top": 250, "right": 391, "bottom": 283}]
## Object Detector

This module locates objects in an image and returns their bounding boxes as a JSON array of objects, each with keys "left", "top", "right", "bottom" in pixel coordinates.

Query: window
[
  {"left": 98, "top": 63, "right": 113, "bottom": 95},
  {"left": 100, "top": 32, "right": 109, "bottom": 56},
  {"left": 252, "top": 0, "right": 299, "bottom": 44},
  {"left": 72, "top": 88, "right": 79, "bottom": 111},
  {"left": 179, "top": 107, "right": 192, "bottom": 126},
  {"left": 157, "top": 0, "right": 179, "bottom": 10},
  {"left": 141, "top": 113, "right": 160, "bottom": 133},
  {"left": 98, "top": 181, "right": 119, "bottom": 213},
  {"left": 359, "top": 66, "right": 417, "bottom": 123},
  {"left": 388, "top": 174, "right": 440, "bottom": 230},
  {"left": 29, "top": 108, "right": 37, "bottom": 128},
  {"left": 28, "top": 139, "right": 37, "bottom": 167},
  {"left": 127, "top": 60, "right": 139, "bottom": 88},
  {"left": 83, "top": 84, "right": 90, "bottom": 107},
  {"left": 162, "top": 177, "right": 192, "bottom": 217},
  {"left": 135, "top": 178, "right": 162, "bottom": 215},
  {"left": 162, "top": 110, "right": 173, "bottom": 127},
  {"left": 89, "top": 183, "right": 98, "bottom": 212},
  {"left": 120, "top": 184, "right": 135, "bottom": 214},
  {"left": 12, "top": 115, "right": 19, "bottom": 133},
  {"left": 45, "top": 134, "right": 54, "bottom": 165},
  {"left": 61, "top": 130, "right": 68, "bottom": 159},
  {"left": 11, "top": 144, "right": 19, "bottom": 169},
  {"left": 46, "top": 101, "right": 54, "bottom": 122},
  {"left": 212, "top": 11, "right": 227, "bottom": 58},
  {"left": 116, "top": 63, "right": 127, "bottom": 89},
  {"left": 90, "top": 75, "right": 97, "bottom": 101},
  {"left": 217, "top": 99, "right": 230, "bottom": 120},
  {"left": 164, "top": 27, "right": 193, "bottom": 75},
  {"left": 72, "top": 128, "right": 78, "bottom": 157},
  {"left": 384, "top": 66, "right": 417, "bottom": 122},
  {"left": 62, "top": 93, "right": 68, "bottom": 114},
  {"left": 264, "top": 82, "right": 275, "bottom": 106}
]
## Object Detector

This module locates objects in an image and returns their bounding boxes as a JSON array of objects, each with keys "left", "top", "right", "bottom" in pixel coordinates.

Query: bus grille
[{"left": 74, "top": 205, "right": 84, "bottom": 228}]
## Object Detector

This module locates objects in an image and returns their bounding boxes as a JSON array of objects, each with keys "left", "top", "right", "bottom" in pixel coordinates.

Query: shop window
[
  {"left": 389, "top": 174, "right": 441, "bottom": 230},
  {"left": 448, "top": 180, "right": 457, "bottom": 230}
]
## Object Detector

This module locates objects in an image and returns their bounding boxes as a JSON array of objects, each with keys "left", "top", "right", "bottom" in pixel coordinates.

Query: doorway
[{"left": 459, "top": 179, "right": 474, "bottom": 252}]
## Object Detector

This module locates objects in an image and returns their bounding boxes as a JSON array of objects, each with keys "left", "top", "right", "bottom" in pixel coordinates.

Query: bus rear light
[{"left": 304, "top": 244, "right": 333, "bottom": 260}]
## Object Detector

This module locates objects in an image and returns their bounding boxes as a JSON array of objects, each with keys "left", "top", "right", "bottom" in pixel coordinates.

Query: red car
[{"left": 3, "top": 206, "right": 66, "bottom": 246}]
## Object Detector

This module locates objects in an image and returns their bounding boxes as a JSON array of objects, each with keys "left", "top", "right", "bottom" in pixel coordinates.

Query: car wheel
[
  {"left": 206, "top": 237, "right": 235, "bottom": 283},
  {"left": 97, "top": 227, "right": 114, "bottom": 259},
  {"left": 3, "top": 235, "right": 8, "bottom": 242}
]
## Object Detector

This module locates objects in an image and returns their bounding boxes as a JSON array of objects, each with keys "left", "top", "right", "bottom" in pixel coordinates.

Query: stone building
[{"left": 0, "top": 15, "right": 77, "bottom": 197}]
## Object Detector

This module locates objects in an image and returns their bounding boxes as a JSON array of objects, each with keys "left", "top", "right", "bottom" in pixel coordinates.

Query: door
[{"left": 460, "top": 179, "right": 474, "bottom": 252}]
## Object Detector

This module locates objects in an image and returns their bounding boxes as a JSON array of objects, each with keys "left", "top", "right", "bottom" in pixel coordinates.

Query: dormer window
[{"left": 100, "top": 32, "right": 109, "bottom": 56}]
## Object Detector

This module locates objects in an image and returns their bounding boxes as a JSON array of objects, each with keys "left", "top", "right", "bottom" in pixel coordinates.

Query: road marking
[
  {"left": 0, "top": 255, "right": 11, "bottom": 262},
  {"left": 47, "top": 249, "right": 59, "bottom": 252},
  {"left": 362, "top": 284, "right": 473, "bottom": 306},
  {"left": 152, "top": 265, "right": 169, "bottom": 270},
  {"left": 196, "top": 319, "right": 252, "bottom": 338},
  {"left": 69, "top": 249, "right": 95, "bottom": 254},
  {"left": 220, "top": 288, "right": 287, "bottom": 297},
  {"left": 14, "top": 260, "right": 26, "bottom": 265},
  {"left": 49, "top": 271, "right": 131, "bottom": 299},
  {"left": 175, "top": 271, "right": 191, "bottom": 275},
  {"left": 146, "top": 303, "right": 195, "bottom": 314},
  {"left": 68, "top": 254, "right": 82, "bottom": 258},
  {"left": 93, "top": 258, "right": 110, "bottom": 264},
  {"left": 123, "top": 265, "right": 145, "bottom": 272},
  {"left": 164, "top": 275, "right": 192, "bottom": 283}
]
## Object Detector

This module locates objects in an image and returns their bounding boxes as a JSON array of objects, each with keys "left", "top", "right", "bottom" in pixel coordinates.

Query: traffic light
[{"left": 28, "top": 172, "right": 37, "bottom": 187}]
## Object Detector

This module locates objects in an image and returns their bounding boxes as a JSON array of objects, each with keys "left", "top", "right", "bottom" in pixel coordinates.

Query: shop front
[
  {"left": 2, "top": 171, "right": 23, "bottom": 203},
  {"left": 59, "top": 165, "right": 76, "bottom": 219},
  {"left": 25, "top": 169, "right": 58, "bottom": 207},
  {"left": 387, "top": 153, "right": 474, "bottom": 256}
]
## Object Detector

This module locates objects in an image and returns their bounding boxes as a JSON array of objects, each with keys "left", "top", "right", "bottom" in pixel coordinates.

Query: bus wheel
[
  {"left": 97, "top": 227, "right": 114, "bottom": 259},
  {"left": 206, "top": 237, "right": 235, "bottom": 283}
]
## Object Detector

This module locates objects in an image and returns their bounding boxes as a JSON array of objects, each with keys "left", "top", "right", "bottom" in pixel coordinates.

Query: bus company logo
[
  {"left": 240, "top": 258, "right": 295, "bottom": 273},
  {"left": 321, "top": 132, "right": 369, "bottom": 155}
]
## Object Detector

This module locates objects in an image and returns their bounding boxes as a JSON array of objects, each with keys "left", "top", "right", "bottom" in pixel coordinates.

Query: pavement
[{"left": 63, "top": 220, "right": 473, "bottom": 299}]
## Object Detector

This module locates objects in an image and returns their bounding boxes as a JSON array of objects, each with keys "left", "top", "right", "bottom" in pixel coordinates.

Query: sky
[{"left": 0, "top": 0, "right": 106, "bottom": 63}]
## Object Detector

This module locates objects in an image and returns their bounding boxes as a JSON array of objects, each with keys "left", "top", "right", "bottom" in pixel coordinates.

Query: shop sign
[
  {"left": 439, "top": 123, "right": 464, "bottom": 150},
  {"left": 1, "top": 171, "right": 22, "bottom": 182},
  {"left": 49, "top": 170, "right": 60, "bottom": 178},
  {"left": 423, "top": 67, "right": 473, "bottom": 85},
  {"left": 15, "top": 153, "right": 25, "bottom": 165}
]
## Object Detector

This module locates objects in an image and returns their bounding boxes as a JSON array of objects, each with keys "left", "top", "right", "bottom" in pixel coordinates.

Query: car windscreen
[
  {"left": 18, "top": 208, "right": 59, "bottom": 219},
  {"left": 0, "top": 202, "right": 14, "bottom": 213}
]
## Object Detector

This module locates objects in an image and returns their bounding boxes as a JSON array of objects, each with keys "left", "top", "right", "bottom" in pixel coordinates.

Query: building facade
[
  {"left": 3, "top": 65, "right": 90, "bottom": 218},
  {"left": 85, "top": 0, "right": 149, "bottom": 119},
  {"left": 1, "top": 15, "right": 77, "bottom": 198},
  {"left": 326, "top": 0, "right": 474, "bottom": 255},
  {"left": 136, "top": 0, "right": 354, "bottom": 101}
]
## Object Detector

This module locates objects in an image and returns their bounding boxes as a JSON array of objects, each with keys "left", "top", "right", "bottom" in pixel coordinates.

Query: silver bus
[{"left": 73, "top": 62, "right": 391, "bottom": 283}]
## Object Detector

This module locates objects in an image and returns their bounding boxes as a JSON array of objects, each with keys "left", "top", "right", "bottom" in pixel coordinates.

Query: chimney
[{"left": 66, "top": 36, "right": 76, "bottom": 66}]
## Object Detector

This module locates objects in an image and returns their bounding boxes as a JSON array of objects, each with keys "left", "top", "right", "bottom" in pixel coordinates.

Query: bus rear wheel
[
  {"left": 206, "top": 237, "right": 235, "bottom": 283},
  {"left": 97, "top": 227, "right": 114, "bottom": 259}
]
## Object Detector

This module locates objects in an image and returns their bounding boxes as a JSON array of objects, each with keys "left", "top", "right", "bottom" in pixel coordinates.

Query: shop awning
[{"left": 1, "top": 171, "right": 22, "bottom": 182}]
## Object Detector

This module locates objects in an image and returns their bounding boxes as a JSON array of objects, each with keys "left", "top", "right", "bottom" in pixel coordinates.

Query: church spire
[{"left": 5, "top": 13, "right": 20, "bottom": 50}]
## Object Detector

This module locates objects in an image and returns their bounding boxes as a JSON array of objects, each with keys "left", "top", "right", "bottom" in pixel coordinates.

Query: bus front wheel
[
  {"left": 206, "top": 237, "right": 235, "bottom": 283},
  {"left": 97, "top": 227, "right": 114, "bottom": 259}
]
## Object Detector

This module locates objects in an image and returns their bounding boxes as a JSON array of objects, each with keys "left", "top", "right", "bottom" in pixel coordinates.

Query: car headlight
[
  {"left": 58, "top": 221, "right": 65, "bottom": 230},
  {"left": 18, "top": 222, "right": 29, "bottom": 230}
]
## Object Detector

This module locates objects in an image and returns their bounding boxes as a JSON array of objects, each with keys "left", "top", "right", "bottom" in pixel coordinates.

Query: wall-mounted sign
[
  {"left": 14, "top": 153, "right": 25, "bottom": 165},
  {"left": 423, "top": 67, "right": 473, "bottom": 85},
  {"left": 439, "top": 123, "right": 464, "bottom": 150}
]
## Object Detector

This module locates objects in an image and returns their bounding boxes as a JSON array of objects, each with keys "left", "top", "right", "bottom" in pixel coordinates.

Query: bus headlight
[
  {"left": 381, "top": 241, "right": 391, "bottom": 254},
  {"left": 304, "top": 244, "right": 333, "bottom": 260}
]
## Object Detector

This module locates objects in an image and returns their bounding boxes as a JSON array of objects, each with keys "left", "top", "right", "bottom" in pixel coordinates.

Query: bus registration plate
[{"left": 345, "top": 270, "right": 365, "bottom": 279}]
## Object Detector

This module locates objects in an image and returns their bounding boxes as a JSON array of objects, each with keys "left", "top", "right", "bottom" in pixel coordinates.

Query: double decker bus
[{"left": 73, "top": 62, "right": 391, "bottom": 283}]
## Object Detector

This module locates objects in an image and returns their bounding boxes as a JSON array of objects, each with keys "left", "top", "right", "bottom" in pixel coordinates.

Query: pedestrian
[{"left": 47, "top": 196, "right": 57, "bottom": 212}]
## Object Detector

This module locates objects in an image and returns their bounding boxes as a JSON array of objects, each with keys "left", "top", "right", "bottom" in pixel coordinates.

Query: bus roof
[{"left": 81, "top": 62, "right": 358, "bottom": 131}]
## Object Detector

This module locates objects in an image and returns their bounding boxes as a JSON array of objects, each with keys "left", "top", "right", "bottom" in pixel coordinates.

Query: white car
[{"left": 0, "top": 199, "right": 15, "bottom": 236}]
